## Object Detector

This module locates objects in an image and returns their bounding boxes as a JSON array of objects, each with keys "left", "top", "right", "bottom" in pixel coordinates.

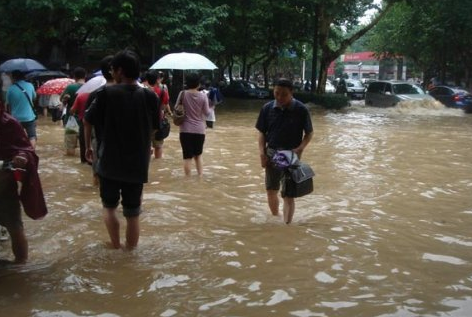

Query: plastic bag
[{"left": 65, "top": 115, "right": 79, "bottom": 134}]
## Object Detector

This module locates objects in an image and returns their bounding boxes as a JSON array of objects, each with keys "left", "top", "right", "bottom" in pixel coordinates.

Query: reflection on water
[{"left": 1, "top": 99, "right": 472, "bottom": 316}]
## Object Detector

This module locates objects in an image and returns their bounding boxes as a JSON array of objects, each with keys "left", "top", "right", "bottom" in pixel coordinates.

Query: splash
[{"left": 391, "top": 99, "right": 464, "bottom": 116}]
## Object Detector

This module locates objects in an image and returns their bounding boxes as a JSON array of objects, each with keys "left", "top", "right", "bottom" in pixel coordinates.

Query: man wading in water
[
  {"left": 256, "top": 78, "right": 313, "bottom": 224},
  {"left": 84, "top": 50, "right": 159, "bottom": 249}
]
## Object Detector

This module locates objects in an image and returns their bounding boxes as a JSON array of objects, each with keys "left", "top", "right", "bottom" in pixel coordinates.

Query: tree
[{"left": 367, "top": 0, "right": 472, "bottom": 88}]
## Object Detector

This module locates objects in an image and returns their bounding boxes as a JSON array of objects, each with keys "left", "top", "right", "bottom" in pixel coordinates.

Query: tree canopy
[{"left": 0, "top": 0, "right": 470, "bottom": 90}]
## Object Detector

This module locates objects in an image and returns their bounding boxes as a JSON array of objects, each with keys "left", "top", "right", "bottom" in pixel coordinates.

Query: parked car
[
  {"left": 428, "top": 85, "right": 472, "bottom": 113},
  {"left": 221, "top": 80, "right": 270, "bottom": 99},
  {"left": 365, "top": 80, "right": 433, "bottom": 107},
  {"left": 336, "top": 79, "right": 365, "bottom": 99}
]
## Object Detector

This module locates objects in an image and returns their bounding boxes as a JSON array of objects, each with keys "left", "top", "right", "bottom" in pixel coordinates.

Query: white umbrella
[
  {"left": 76, "top": 75, "right": 106, "bottom": 94},
  {"left": 150, "top": 52, "right": 217, "bottom": 70}
]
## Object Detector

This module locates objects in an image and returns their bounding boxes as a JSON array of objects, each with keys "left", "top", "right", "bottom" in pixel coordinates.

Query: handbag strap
[{"left": 14, "top": 83, "right": 35, "bottom": 112}]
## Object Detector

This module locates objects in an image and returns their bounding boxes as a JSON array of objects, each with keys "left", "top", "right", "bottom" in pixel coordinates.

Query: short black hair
[
  {"left": 144, "top": 70, "right": 158, "bottom": 85},
  {"left": 10, "top": 70, "right": 24, "bottom": 81},
  {"left": 100, "top": 55, "right": 114, "bottom": 81},
  {"left": 73, "top": 67, "right": 87, "bottom": 80},
  {"left": 275, "top": 78, "right": 294, "bottom": 90},
  {"left": 185, "top": 72, "right": 200, "bottom": 89},
  {"left": 111, "top": 50, "right": 140, "bottom": 79}
]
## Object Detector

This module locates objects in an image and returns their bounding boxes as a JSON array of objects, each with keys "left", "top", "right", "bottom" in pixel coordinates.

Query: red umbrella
[{"left": 36, "top": 78, "right": 74, "bottom": 95}]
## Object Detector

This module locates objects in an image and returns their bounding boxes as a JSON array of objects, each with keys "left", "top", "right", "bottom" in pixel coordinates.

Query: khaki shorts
[
  {"left": 0, "top": 171, "right": 22, "bottom": 229},
  {"left": 64, "top": 133, "right": 78, "bottom": 150},
  {"left": 152, "top": 139, "right": 164, "bottom": 148}
]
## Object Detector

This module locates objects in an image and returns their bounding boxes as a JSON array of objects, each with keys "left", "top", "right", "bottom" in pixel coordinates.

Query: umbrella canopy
[
  {"left": 76, "top": 75, "right": 106, "bottom": 94},
  {"left": 36, "top": 78, "right": 74, "bottom": 95},
  {"left": 150, "top": 52, "right": 217, "bottom": 70},
  {"left": 0, "top": 58, "right": 47, "bottom": 73}
]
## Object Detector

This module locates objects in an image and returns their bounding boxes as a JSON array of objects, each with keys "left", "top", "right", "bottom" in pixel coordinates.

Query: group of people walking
[{"left": 0, "top": 49, "right": 313, "bottom": 264}]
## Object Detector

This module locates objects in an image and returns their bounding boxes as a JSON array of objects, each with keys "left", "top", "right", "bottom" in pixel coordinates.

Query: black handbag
[
  {"left": 155, "top": 116, "right": 171, "bottom": 140},
  {"left": 282, "top": 161, "right": 315, "bottom": 198}
]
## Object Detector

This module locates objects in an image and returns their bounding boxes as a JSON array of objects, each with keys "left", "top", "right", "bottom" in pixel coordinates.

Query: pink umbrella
[{"left": 36, "top": 78, "right": 74, "bottom": 95}]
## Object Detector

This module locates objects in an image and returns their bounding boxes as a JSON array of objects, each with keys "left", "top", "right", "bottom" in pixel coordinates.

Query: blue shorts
[
  {"left": 21, "top": 120, "right": 37, "bottom": 140},
  {"left": 179, "top": 132, "right": 205, "bottom": 159},
  {"left": 99, "top": 177, "right": 143, "bottom": 218}
]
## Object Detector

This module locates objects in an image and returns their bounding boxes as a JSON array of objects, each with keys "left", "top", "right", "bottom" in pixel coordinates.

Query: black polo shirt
[
  {"left": 255, "top": 99, "right": 313, "bottom": 150},
  {"left": 85, "top": 84, "right": 159, "bottom": 183}
]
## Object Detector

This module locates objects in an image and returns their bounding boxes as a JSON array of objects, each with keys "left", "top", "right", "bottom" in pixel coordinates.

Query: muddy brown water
[{"left": 1, "top": 98, "right": 472, "bottom": 317}]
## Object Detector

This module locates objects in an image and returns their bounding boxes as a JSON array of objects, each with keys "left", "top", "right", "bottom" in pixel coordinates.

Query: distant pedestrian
[
  {"left": 201, "top": 80, "right": 222, "bottom": 129},
  {"left": 175, "top": 72, "right": 211, "bottom": 176},
  {"left": 5, "top": 70, "right": 37, "bottom": 149},
  {"left": 61, "top": 67, "right": 86, "bottom": 158},
  {"left": 84, "top": 50, "right": 159, "bottom": 249}
]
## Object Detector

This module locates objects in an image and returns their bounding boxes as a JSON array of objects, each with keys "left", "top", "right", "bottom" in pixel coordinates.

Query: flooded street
[{"left": 1, "top": 99, "right": 472, "bottom": 317}]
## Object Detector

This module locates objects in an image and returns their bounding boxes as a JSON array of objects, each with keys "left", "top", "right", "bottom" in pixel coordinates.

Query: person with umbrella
[
  {"left": 61, "top": 67, "right": 86, "bottom": 159},
  {"left": 5, "top": 70, "right": 38, "bottom": 149},
  {"left": 175, "top": 72, "right": 211, "bottom": 176}
]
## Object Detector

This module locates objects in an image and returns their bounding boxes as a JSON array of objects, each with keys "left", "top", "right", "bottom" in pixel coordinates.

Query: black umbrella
[{"left": 0, "top": 58, "right": 47, "bottom": 73}]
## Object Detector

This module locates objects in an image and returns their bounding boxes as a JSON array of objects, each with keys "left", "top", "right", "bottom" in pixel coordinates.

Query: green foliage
[
  {"left": 294, "top": 92, "right": 350, "bottom": 110},
  {"left": 367, "top": 0, "right": 472, "bottom": 85}
]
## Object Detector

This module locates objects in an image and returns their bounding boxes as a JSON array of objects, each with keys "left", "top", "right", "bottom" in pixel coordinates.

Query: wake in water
[{"left": 391, "top": 99, "right": 464, "bottom": 116}]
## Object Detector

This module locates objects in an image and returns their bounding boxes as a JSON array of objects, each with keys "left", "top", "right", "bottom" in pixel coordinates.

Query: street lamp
[{"left": 357, "top": 62, "right": 363, "bottom": 80}]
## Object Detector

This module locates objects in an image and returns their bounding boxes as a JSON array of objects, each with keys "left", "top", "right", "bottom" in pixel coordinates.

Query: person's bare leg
[
  {"left": 103, "top": 208, "right": 120, "bottom": 249},
  {"left": 7, "top": 226, "right": 28, "bottom": 264},
  {"left": 194, "top": 155, "right": 203, "bottom": 176},
  {"left": 154, "top": 146, "right": 163, "bottom": 159},
  {"left": 125, "top": 216, "right": 139, "bottom": 249},
  {"left": 183, "top": 159, "right": 192, "bottom": 176},
  {"left": 267, "top": 190, "right": 279, "bottom": 216},
  {"left": 283, "top": 197, "right": 295, "bottom": 224},
  {"left": 29, "top": 138, "right": 36, "bottom": 150}
]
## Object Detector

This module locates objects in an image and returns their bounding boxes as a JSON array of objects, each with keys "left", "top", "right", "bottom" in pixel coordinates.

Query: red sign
[{"left": 343, "top": 51, "right": 376, "bottom": 62}]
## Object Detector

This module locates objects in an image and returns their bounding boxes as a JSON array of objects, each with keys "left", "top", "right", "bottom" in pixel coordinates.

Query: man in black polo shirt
[
  {"left": 256, "top": 78, "right": 313, "bottom": 224},
  {"left": 84, "top": 50, "right": 159, "bottom": 249}
]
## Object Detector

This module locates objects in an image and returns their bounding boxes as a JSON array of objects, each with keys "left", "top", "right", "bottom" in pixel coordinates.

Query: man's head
[
  {"left": 10, "top": 70, "right": 24, "bottom": 82},
  {"left": 110, "top": 50, "right": 140, "bottom": 83},
  {"left": 274, "top": 78, "right": 294, "bottom": 106},
  {"left": 100, "top": 55, "right": 114, "bottom": 82},
  {"left": 144, "top": 70, "right": 158, "bottom": 86},
  {"left": 72, "top": 67, "right": 87, "bottom": 81}
]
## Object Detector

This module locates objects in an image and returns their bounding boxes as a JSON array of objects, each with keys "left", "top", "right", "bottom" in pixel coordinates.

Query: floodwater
[{"left": 1, "top": 98, "right": 472, "bottom": 317}]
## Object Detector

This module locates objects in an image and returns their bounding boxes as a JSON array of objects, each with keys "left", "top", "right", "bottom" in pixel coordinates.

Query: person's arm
[
  {"left": 258, "top": 132, "right": 268, "bottom": 168},
  {"left": 202, "top": 94, "right": 211, "bottom": 117},
  {"left": 293, "top": 132, "right": 313, "bottom": 159}
]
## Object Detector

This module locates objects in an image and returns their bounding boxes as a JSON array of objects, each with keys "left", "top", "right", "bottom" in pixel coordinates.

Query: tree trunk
[{"left": 310, "top": 5, "right": 320, "bottom": 92}]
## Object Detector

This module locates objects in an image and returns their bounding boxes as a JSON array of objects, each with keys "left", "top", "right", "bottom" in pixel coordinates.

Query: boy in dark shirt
[{"left": 84, "top": 50, "right": 159, "bottom": 249}]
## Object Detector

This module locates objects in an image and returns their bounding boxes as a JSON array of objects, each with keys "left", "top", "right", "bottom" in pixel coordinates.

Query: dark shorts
[
  {"left": 265, "top": 148, "right": 294, "bottom": 197},
  {"left": 99, "top": 176, "right": 143, "bottom": 218},
  {"left": 21, "top": 120, "right": 37, "bottom": 140},
  {"left": 179, "top": 132, "right": 205, "bottom": 159},
  {"left": 0, "top": 171, "right": 22, "bottom": 229}
]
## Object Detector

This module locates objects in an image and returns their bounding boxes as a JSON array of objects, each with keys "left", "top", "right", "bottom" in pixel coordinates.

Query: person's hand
[
  {"left": 260, "top": 153, "right": 268, "bottom": 168},
  {"left": 85, "top": 148, "right": 94, "bottom": 164},
  {"left": 293, "top": 147, "right": 303, "bottom": 159},
  {"left": 12, "top": 155, "right": 27, "bottom": 169}
]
